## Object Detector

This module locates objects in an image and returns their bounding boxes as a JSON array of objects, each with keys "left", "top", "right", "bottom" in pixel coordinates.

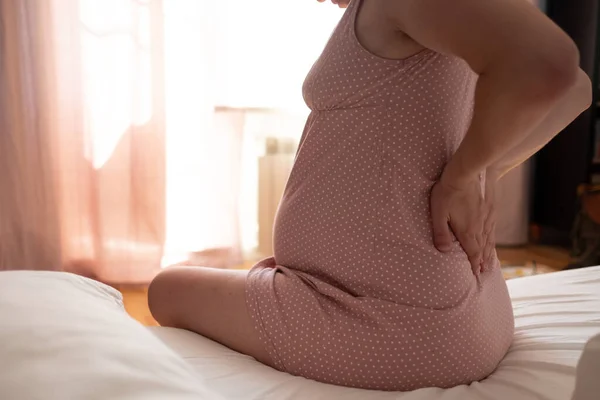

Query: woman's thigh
[{"left": 147, "top": 266, "right": 273, "bottom": 366}]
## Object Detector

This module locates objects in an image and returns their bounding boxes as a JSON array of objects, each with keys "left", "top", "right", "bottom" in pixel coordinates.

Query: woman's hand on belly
[{"left": 430, "top": 172, "right": 496, "bottom": 276}]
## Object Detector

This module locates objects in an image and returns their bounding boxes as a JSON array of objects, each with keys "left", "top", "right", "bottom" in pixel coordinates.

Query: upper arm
[{"left": 385, "top": 0, "right": 579, "bottom": 78}]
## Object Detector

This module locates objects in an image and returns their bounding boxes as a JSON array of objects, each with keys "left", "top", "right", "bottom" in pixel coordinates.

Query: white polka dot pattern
[{"left": 246, "top": 0, "right": 514, "bottom": 391}]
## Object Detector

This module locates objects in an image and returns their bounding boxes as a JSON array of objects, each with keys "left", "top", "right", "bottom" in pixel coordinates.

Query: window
[{"left": 77, "top": 0, "right": 343, "bottom": 266}]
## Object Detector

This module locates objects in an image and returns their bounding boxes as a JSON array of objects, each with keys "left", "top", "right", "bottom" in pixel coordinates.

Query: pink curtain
[
  {"left": 0, "top": 0, "right": 63, "bottom": 271},
  {"left": 0, "top": 0, "right": 166, "bottom": 283},
  {"left": 0, "top": 0, "right": 169, "bottom": 284}
]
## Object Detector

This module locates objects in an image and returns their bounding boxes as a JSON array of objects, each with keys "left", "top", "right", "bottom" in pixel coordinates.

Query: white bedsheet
[{"left": 150, "top": 266, "right": 600, "bottom": 400}]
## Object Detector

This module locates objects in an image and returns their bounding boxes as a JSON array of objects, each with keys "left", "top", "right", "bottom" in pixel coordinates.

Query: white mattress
[{"left": 150, "top": 266, "right": 600, "bottom": 400}]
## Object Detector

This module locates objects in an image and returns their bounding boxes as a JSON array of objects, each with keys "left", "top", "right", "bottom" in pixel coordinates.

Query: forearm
[
  {"left": 488, "top": 68, "right": 592, "bottom": 178},
  {"left": 442, "top": 51, "right": 580, "bottom": 187}
]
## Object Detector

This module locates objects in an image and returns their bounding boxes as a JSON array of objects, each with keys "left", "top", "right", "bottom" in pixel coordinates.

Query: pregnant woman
[{"left": 149, "top": 0, "right": 591, "bottom": 391}]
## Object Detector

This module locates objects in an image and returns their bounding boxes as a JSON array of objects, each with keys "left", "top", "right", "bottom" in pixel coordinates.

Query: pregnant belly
[
  {"left": 273, "top": 189, "right": 481, "bottom": 308},
  {"left": 272, "top": 184, "right": 378, "bottom": 274}
]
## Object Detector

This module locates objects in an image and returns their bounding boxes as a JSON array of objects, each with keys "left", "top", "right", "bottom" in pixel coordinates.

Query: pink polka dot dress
[{"left": 245, "top": 0, "right": 514, "bottom": 391}]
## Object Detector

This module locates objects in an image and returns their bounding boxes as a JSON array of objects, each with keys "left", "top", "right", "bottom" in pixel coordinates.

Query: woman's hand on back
[
  {"left": 481, "top": 172, "right": 498, "bottom": 270},
  {"left": 430, "top": 172, "right": 497, "bottom": 275}
]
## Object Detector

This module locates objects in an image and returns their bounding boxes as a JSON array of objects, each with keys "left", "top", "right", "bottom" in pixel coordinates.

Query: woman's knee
[{"left": 147, "top": 268, "right": 185, "bottom": 327}]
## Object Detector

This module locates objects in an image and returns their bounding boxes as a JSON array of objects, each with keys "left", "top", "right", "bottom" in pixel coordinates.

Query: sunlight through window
[{"left": 78, "top": 0, "right": 342, "bottom": 266}]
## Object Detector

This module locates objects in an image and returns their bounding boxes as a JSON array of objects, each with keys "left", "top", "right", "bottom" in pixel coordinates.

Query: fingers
[
  {"left": 482, "top": 219, "right": 496, "bottom": 270},
  {"left": 452, "top": 206, "right": 484, "bottom": 274},
  {"left": 481, "top": 204, "right": 496, "bottom": 271},
  {"left": 455, "top": 230, "right": 482, "bottom": 275},
  {"left": 483, "top": 232, "right": 496, "bottom": 270},
  {"left": 433, "top": 222, "right": 453, "bottom": 252},
  {"left": 481, "top": 223, "right": 496, "bottom": 272},
  {"left": 431, "top": 208, "right": 453, "bottom": 253},
  {"left": 430, "top": 178, "right": 487, "bottom": 272},
  {"left": 451, "top": 200, "right": 484, "bottom": 275},
  {"left": 431, "top": 182, "right": 454, "bottom": 252}
]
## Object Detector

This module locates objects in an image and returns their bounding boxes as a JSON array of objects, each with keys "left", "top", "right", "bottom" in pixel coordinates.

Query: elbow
[
  {"left": 532, "top": 38, "right": 580, "bottom": 98},
  {"left": 576, "top": 69, "right": 593, "bottom": 111},
  {"left": 535, "top": 42, "right": 593, "bottom": 115},
  {"left": 535, "top": 45, "right": 593, "bottom": 115}
]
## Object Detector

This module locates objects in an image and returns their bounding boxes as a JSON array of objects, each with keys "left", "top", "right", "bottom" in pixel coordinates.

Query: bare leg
[{"left": 147, "top": 267, "right": 273, "bottom": 366}]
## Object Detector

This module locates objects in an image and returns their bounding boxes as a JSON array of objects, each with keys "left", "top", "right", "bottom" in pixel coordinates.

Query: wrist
[{"left": 441, "top": 156, "right": 480, "bottom": 190}]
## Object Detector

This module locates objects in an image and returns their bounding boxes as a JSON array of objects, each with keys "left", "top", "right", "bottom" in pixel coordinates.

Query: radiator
[{"left": 257, "top": 138, "right": 296, "bottom": 258}]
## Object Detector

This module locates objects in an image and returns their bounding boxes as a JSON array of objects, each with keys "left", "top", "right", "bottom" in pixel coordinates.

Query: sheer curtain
[
  {"left": 0, "top": 0, "right": 63, "bottom": 272},
  {"left": 0, "top": 0, "right": 341, "bottom": 283},
  {"left": 0, "top": 0, "right": 166, "bottom": 283}
]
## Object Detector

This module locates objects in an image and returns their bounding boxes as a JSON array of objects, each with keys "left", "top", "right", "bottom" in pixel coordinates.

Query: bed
[{"left": 1, "top": 267, "right": 599, "bottom": 400}]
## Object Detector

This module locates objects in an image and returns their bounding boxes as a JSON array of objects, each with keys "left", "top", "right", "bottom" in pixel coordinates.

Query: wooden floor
[
  {"left": 496, "top": 245, "right": 571, "bottom": 271},
  {"left": 122, "top": 245, "right": 571, "bottom": 326},
  {"left": 121, "top": 287, "right": 158, "bottom": 326}
]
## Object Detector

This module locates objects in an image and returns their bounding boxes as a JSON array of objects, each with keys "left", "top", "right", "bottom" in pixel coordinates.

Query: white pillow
[{"left": 0, "top": 270, "right": 219, "bottom": 400}]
